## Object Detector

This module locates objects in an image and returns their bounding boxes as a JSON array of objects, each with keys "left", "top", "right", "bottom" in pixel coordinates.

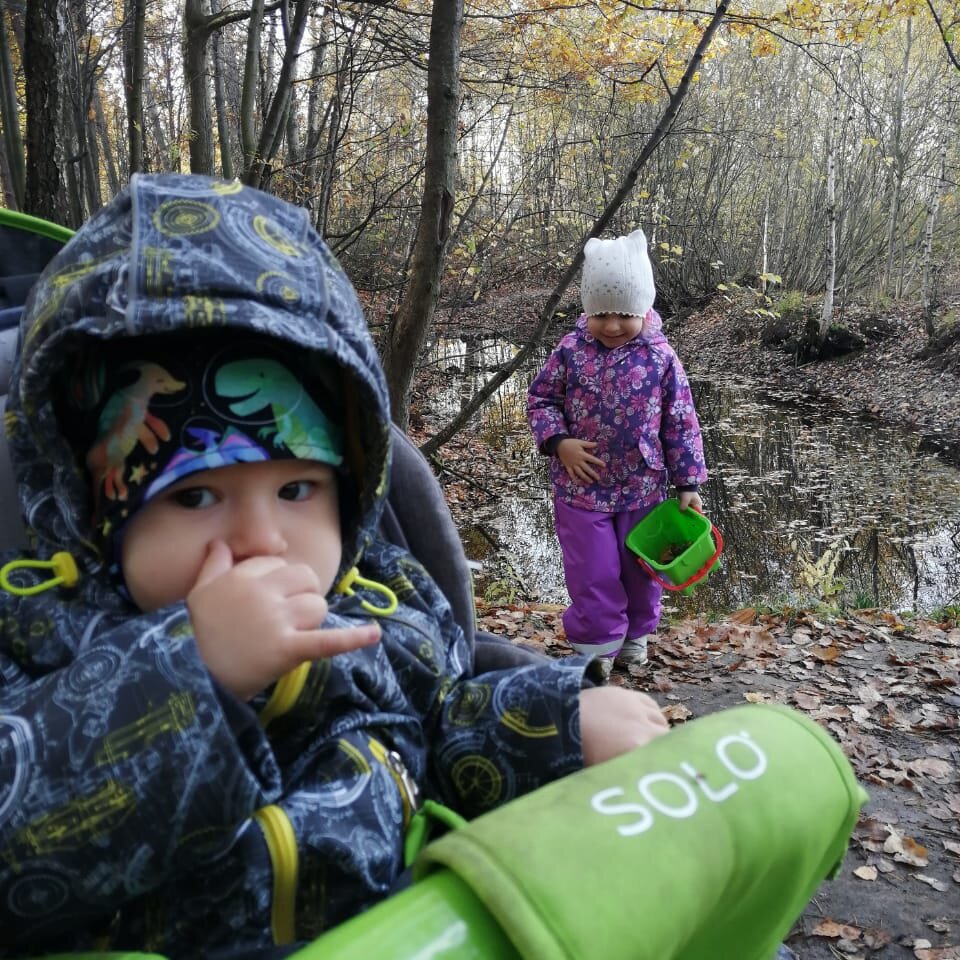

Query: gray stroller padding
[{"left": 382, "top": 428, "right": 548, "bottom": 672}]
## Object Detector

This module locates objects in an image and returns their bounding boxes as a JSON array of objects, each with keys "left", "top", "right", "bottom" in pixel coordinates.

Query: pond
[{"left": 426, "top": 337, "right": 960, "bottom": 617}]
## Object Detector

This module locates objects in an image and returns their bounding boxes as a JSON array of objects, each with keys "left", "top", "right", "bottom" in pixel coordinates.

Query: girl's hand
[
  {"left": 678, "top": 490, "right": 703, "bottom": 512},
  {"left": 187, "top": 539, "right": 380, "bottom": 700},
  {"left": 579, "top": 686, "right": 670, "bottom": 765},
  {"left": 556, "top": 438, "right": 605, "bottom": 484}
]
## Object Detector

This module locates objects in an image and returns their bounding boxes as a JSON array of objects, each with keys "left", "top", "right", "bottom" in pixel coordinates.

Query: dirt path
[{"left": 476, "top": 603, "right": 960, "bottom": 959}]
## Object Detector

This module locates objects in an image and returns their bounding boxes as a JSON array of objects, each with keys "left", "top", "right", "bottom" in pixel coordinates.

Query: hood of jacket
[{"left": 8, "top": 174, "right": 391, "bottom": 598}]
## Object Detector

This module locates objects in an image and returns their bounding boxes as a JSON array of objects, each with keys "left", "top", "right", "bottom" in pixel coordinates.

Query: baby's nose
[{"left": 227, "top": 503, "right": 287, "bottom": 560}]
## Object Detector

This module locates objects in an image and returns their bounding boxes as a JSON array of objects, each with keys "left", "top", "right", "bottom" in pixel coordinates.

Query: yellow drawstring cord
[
  {"left": 334, "top": 566, "right": 398, "bottom": 615},
  {"left": 259, "top": 661, "right": 311, "bottom": 728},
  {"left": 0, "top": 552, "right": 79, "bottom": 596}
]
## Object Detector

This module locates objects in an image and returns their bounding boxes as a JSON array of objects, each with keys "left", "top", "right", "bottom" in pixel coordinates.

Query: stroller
[{"left": 0, "top": 207, "right": 867, "bottom": 960}]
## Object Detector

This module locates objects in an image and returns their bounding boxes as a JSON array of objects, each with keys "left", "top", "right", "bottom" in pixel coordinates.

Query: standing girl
[{"left": 528, "top": 229, "right": 707, "bottom": 677}]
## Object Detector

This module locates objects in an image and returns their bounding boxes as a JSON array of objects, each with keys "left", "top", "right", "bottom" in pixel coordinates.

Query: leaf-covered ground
[
  {"left": 475, "top": 601, "right": 959, "bottom": 960},
  {"left": 420, "top": 298, "right": 960, "bottom": 959}
]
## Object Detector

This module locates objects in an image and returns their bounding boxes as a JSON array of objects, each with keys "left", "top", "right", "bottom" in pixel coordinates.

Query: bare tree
[
  {"left": 125, "top": 0, "right": 147, "bottom": 173},
  {"left": 23, "top": 0, "right": 68, "bottom": 222},
  {"left": 242, "top": 0, "right": 311, "bottom": 188},
  {"left": 183, "top": 0, "right": 251, "bottom": 174},
  {"left": 921, "top": 102, "right": 955, "bottom": 335},
  {"left": 381, "top": 0, "right": 465, "bottom": 430},
  {"left": 0, "top": 3, "right": 25, "bottom": 207},
  {"left": 814, "top": 59, "right": 844, "bottom": 352}
]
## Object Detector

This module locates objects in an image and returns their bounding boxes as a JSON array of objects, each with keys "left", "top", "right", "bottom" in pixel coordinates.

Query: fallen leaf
[
  {"left": 884, "top": 827, "right": 930, "bottom": 866},
  {"left": 662, "top": 703, "right": 693, "bottom": 722},
  {"left": 915, "top": 874, "right": 951, "bottom": 892},
  {"left": 908, "top": 758, "right": 955, "bottom": 782},
  {"left": 863, "top": 928, "right": 892, "bottom": 949},
  {"left": 794, "top": 690, "right": 822, "bottom": 709},
  {"left": 836, "top": 938, "right": 865, "bottom": 956},
  {"left": 812, "top": 645, "right": 842, "bottom": 662},
  {"left": 812, "top": 919, "right": 863, "bottom": 940},
  {"left": 854, "top": 865, "right": 878, "bottom": 880},
  {"left": 915, "top": 948, "right": 960, "bottom": 959}
]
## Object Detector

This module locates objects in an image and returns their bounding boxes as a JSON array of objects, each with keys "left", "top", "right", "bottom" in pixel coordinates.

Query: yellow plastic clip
[
  {"left": 0, "top": 551, "right": 79, "bottom": 596},
  {"left": 335, "top": 566, "right": 398, "bottom": 616}
]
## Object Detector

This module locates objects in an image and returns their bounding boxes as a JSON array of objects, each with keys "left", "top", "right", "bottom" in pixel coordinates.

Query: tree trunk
[
  {"left": 243, "top": 0, "right": 311, "bottom": 189},
  {"left": 211, "top": 0, "right": 234, "bottom": 180},
  {"left": 315, "top": 80, "right": 341, "bottom": 235},
  {"left": 183, "top": 0, "right": 215, "bottom": 174},
  {"left": 301, "top": 10, "right": 330, "bottom": 209},
  {"left": 815, "top": 63, "right": 843, "bottom": 352},
  {"left": 93, "top": 84, "right": 120, "bottom": 195},
  {"left": 239, "top": 0, "right": 265, "bottom": 177},
  {"left": 382, "top": 0, "right": 465, "bottom": 431},
  {"left": 421, "top": 0, "right": 731, "bottom": 457},
  {"left": 921, "top": 103, "right": 954, "bottom": 337},
  {"left": 124, "top": 0, "right": 147, "bottom": 173},
  {"left": 0, "top": 5, "right": 25, "bottom": 207},
  {"left": 83, "top": 92, "right": 103, "bottom": 210},
  {"left": 23, "top": 0, "right": 68, "bottom": 222},
  {"left": 882, "top": 19, "right": 911, "bottom": 297}
]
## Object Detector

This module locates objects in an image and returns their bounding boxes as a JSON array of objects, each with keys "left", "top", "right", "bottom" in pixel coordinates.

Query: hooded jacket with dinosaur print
[{"left": 0, "top": 174, "right": 590, "bottom": 958}]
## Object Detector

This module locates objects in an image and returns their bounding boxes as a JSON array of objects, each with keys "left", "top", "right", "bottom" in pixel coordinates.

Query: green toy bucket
[{"left": 625, "top": 499, "right": 723, "bottom": 594}]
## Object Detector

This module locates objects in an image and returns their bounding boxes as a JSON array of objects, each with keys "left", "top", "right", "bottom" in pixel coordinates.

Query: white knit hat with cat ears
[{"left": 580, "top": 229, "right": 656, "bottom": 318}]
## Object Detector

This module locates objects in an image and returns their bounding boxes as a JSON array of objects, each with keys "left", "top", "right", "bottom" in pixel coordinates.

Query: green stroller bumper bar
[{"left": 294, "top": 703, "right": 867, "bottom": 960}]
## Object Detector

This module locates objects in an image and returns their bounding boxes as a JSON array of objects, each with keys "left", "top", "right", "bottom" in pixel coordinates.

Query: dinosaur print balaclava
[{"left": 59, "top": 331, "right": 344, "bottom": 552}]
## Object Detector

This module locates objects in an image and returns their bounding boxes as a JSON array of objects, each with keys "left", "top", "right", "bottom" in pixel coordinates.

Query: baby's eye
[
  {"left": 278, "top": 480, "right": 315, "bottom": 501},
  {"left": 172, "top": 487, "right": 215, "bottom": 509}
]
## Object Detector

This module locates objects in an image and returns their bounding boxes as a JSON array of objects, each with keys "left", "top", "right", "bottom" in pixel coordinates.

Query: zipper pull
[{"left": 0, "top": 552, "right": 79, "bottom": 596}]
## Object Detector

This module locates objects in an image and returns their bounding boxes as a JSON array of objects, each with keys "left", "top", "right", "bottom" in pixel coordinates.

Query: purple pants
[{"left": 554, "top": 498, "right": 662, "bottom": 657}]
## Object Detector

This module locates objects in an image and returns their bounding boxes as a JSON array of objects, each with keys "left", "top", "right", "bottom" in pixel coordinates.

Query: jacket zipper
[{"left": 253, "top": 804, "right": 299, "bottom": 944}]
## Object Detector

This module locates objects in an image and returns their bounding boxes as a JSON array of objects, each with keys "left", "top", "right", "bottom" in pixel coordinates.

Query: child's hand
[
  {"left": 678, "top": 490, "right": 703, "bottom": 512},
  {"left": 579, "top": 686, "right": 670, "bottom": 766},
  {"left": 556, "top": 438, "right": 605, "bottom": 484},
  {"left": 187, "top": 539, "right": 380, "bottom": 700}
]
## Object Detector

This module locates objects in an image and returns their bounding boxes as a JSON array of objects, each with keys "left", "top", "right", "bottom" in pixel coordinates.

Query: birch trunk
[
  {"left": 882, "top": 19, "right": 911, "bottom": 297},
  {"left": 921, "top": 104, "right": 954, "bottom": 337},
  {"left": 816, "top": 64, "right": 843, "bottom": 351}
]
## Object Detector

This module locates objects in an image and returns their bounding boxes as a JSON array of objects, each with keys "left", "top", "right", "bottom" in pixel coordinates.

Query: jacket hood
[{"left": 8, "top": 174, "right": 390, "bottom": 588}]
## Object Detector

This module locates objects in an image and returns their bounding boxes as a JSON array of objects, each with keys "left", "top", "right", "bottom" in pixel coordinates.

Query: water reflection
[{"left": 426, "top": 337, "right": 960, "bottom": 614}]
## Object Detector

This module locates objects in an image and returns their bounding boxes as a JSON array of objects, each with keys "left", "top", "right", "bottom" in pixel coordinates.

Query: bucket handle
[{"left": 633, "top": 510, "right": 724, "bottom": 592}]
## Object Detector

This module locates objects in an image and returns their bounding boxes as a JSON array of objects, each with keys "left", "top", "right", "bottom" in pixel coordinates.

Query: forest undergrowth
[{"left": 412, "top": 294, "right": 960, "bottom": 960}]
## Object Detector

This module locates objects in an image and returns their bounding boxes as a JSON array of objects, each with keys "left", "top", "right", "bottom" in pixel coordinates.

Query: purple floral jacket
[{"left": 527, "top": 310, "right": 707, "bottom": 513}]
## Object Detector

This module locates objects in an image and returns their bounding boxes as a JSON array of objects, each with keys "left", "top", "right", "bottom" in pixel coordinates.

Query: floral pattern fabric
[{"left": 528, "top": 311, "right": 707, "bottom": 512}]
